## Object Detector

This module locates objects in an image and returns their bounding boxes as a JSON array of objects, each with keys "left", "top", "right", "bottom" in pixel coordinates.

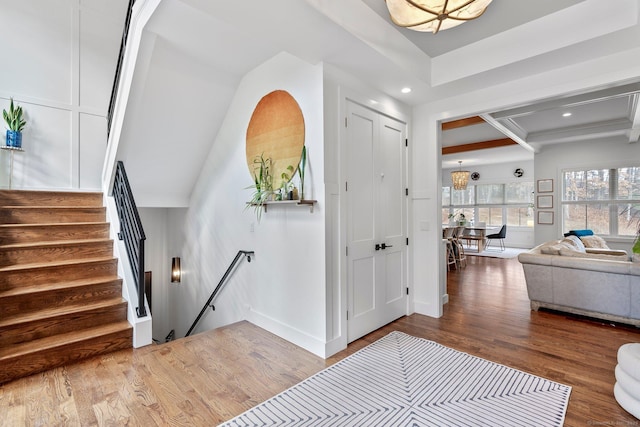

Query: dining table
[
  {"left": 443, "top": 224, "right": 497, "bottom": 252},
  {"left": 461, "top": 225, "right": 497, "bottom": 252}
]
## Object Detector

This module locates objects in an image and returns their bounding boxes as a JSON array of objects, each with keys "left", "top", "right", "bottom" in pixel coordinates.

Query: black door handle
[
  {"left": 375, "top": 243, "right": 381, "bottom": 251},
  {"left": 381, "top": 243, "right": 393, "bottom": 250}
]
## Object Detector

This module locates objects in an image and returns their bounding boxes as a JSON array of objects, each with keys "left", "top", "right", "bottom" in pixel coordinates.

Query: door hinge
[
  {"left": 345, "top": 181, "right": 348, "bottom": 192},
  {"left": 346, "top": 246, "right": 349, "bottom": 256},
  {"left": 345, "top": 117, "right": 348, "bottom": 127},
  {"left": 347, "top": 311, "right": 349, "bottom": 320},
  {"left": 406, "top": 237, "right": 409, "bottom": 245},
  {"left": 405, "top": 138, "right": 408, "bottom": 147},
  {"left": 406, "top": 287, "right": 409, "bottom": 295},
  {"left": 405, "top": 188, "right": 409, "bottom": 196}
]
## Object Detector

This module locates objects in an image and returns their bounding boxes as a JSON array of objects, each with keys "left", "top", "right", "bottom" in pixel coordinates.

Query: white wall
[
  {"left": 0, "top": 0, "right": 127, "bottom": 190},
  {"left": 138, "top": 207, "right": 190, "bottom": 342},
  {"left": 535, "top": 137, "right": 639, "bottom": 251},
  {"left": 168, "top": 52, "right": 329, "bottom": 356}
]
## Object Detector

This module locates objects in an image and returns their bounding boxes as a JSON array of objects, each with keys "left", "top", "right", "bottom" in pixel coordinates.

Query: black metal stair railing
[
  {"left": 107, "top": 0, "right": 136, "bottom": 136},
  {"left": 185, "top": 250, "right": 255, "bottom": 337},
  {"left": 112, "top": 161, "right": 147, "bottom": 318}
]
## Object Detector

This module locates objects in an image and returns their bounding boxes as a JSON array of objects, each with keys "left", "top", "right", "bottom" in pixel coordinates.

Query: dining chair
[
  {"left": 486, "top": 224, "right": 507, "bottom": 251},
  {"left": 453, "top": 226, "right": 467, "bottom": 268},
  {"left": 443, "top": 227, "right": 458, "bottom": 270}
]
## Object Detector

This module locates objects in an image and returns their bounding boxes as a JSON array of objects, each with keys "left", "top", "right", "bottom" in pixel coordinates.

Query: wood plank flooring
[{"left": 1, "top": 255, "right": 639, "bottom": 426}]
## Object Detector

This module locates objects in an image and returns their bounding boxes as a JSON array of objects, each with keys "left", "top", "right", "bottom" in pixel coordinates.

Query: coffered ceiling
[{"left": 442, "top": 82, "right": 640, "bottom": 168}]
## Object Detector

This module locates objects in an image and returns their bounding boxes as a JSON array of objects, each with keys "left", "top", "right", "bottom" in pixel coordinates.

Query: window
[
  {"left": 561, "top": 166, "right": 640, "bottom": 237},
  {"left": 442, "top": 182, "right": 534, "bottom": 227}
]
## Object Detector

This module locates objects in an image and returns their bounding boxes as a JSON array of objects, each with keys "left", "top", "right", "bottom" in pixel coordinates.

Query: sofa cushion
[
  {"left": 558, "top": 248, "right": 628, "bottom": 261},
  {"left": 580, "top": 235, "right": 610, "bottom": 249},
  {"left": 562, "top": 235, "right": 587, "bottom": 252},
  {"left": 552, "top": 252, "right": 631, "bottom": 274}
]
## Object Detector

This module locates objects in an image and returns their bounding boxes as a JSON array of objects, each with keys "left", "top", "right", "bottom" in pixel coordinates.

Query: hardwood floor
[{"left": 1, "top": 255, "right": 639, "bottom": 426}]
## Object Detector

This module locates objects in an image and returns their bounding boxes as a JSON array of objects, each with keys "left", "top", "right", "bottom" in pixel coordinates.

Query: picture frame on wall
[
  {"left": 537, "top": 179, "right": 553, "bottom": 193},
  {"left": 538, "top": 211, "right": 554, "bottom": 225},
  {"left": 537, "top": 195, "right": 553, "bottom": 209}
]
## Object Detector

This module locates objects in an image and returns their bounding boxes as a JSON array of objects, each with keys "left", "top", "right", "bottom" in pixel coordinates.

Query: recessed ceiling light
[
  {"left": 370, "top": 99, "right": 379, "bottom": 105},
  {"left": 401, "top": 87, "right": 412, "bottom": 94},
  {"left": 562, "top": 112, "right": 572, "bottom": 117}
]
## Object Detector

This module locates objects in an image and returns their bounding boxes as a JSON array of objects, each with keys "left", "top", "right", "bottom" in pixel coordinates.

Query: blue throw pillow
[{"left": 564, "top": 229, "right": 594, "bottom": 237}]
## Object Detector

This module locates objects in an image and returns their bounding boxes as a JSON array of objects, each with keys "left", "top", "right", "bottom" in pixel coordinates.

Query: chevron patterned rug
[{"left": 220, "top": 331, "right": 571, "bottom": 426}]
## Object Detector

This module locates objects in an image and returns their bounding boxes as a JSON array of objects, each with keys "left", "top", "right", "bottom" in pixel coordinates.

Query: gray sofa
[{"left": 518, "top": 238, "right": 640, "bottom": 326}]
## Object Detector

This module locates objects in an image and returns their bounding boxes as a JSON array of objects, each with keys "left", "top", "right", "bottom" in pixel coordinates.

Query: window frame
[
  {"left": 442, "top": 181, "right": 534, "bottom": 228},
  {"left": 560, "top": 165, "right": 640, "bottom": 238}
]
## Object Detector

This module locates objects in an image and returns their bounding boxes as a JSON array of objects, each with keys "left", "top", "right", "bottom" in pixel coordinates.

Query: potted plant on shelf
[
  {"left": 280, "top": 164, "right": 296, "bottom": 200},
  {"left": 3, "top": 98, "right": 26, "bottom": 149},
  {"left": 246, "top": 153, "right": 274, "bottom": 221}
]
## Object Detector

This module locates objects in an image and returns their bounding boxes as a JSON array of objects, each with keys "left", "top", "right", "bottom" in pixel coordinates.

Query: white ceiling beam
[
  {"left": 480, "top": 113, "right": 536, "bottom": 153},
  {"left": 527, "top": 119, "right": 631, "bottom": 144}
]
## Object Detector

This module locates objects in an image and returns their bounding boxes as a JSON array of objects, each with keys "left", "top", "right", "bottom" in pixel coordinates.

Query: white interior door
[{"left": 346, "top": 101, "right": 407, "bottom": 342}]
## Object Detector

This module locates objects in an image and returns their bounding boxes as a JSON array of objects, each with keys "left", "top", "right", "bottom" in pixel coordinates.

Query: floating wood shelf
[{"left": 249, "top": 199, "right": 317, "bottom": 213}]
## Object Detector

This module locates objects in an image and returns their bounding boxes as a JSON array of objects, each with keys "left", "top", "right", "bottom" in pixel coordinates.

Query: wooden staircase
[{"left": 0, "top": 190, "right": 132, "bottom": 384}]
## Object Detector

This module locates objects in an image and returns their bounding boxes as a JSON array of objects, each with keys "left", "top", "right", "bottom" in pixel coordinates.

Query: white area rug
[
  {"left": 220, "top": 331, "right": 571, "bottom": 426},
  {"left": 465, "top": 247, "right": 529, "bottom": 259}
]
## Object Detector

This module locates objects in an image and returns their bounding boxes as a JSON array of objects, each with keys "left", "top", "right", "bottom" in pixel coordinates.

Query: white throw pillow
[
  {"left": 562, "top": 235, "right": 586, "bottom": 252},
  {"left": 580, "top": 235, "right": 610, "bottom": 249}
]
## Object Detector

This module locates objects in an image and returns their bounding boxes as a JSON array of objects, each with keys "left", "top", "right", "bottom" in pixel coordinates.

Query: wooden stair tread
[
  {"left": 0, "top": 221, "right": 108, "bottom": 228},
  {"left": 0, "top": 205, "right": 104, "bottom": 209},
  {"left": 0, "top": 275, "right": 120, "bottom": 298},
  {"left": 0, "top": 238, "right": 112, "bottom": 250},
  {"left": 0, "top": 256, "right": 115, "bottom": 273},
  {"left": 0, "top": 321, "right": 131, "bottom": 360},
  {"left": 0, "top": 297, "right": 126, "bottom": 327},
  {"left": 0, "top": 190, "right": 103, "bottom": 207}
]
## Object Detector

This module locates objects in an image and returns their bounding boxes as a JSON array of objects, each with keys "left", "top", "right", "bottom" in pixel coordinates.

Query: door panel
[
  {"left": 385, "top": 250, "right": 404, "bottom": 304},
  {"left": 352, "top": 257, "right": 375, "bottom": 316}
]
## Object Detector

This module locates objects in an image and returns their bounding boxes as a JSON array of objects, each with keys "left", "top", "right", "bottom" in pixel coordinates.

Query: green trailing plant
[
  {"left": 246, "top": 153, "right": 274, "bottom": 221},
  {"left": 298, "top": 145, "right": 307, "bottom": 200},
  {"left": 3, "top": 98, "right": 26, "bottom": 132}
]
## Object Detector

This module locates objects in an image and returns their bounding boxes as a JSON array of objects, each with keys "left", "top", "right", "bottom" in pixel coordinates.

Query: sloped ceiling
[{"left": 117, "top": 0, "right": 640, "bottom": 205}]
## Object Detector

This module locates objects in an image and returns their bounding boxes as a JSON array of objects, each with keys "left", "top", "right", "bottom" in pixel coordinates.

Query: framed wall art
[
  {"left": 537, "top": 179, "right": 553, "bottom": 193},
  {"left": 537, "top": 195, "right": 553, "bottom": 209},
  {"left": 538, "top": 211, "right": 554, "bottom": 225}
]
